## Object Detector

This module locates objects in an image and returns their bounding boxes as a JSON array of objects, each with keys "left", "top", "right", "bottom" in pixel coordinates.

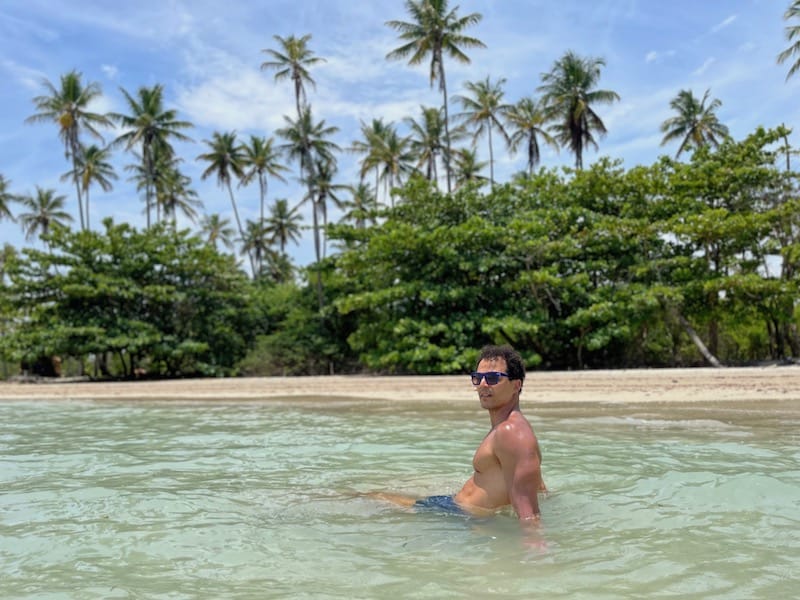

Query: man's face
[{"left": 474, "top": 357, "right": 520, "bottom": 410}]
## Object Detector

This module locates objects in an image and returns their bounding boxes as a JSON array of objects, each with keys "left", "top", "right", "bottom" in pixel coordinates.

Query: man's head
[{"left": 476, "top": 344, "right": 525, "bottom": 390}]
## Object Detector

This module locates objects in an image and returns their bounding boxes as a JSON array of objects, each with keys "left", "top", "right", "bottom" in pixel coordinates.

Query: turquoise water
[{"left": 1, "top": 398, "right": 799, "bottom": 599}]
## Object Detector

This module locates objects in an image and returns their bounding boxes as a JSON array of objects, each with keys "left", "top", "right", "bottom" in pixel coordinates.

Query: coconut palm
[
  {"left": 264, "top": 198, "right": 303, "bottom": 255},
  {"left": 26, "top": 70, "right": 112, "bottom": 231},
  {"left": 386, "top": 0, "right": 485, "bottom": 193},
  {"left": 197, "top": 131, "right": 252, "bottom": 273},
  {"left": 200, "top": 213, "right": 237, "bottom": 252},
  {"left": 659, "top": 89, "right": 730, "bottom": 158},
  {"left": 453, "top": 76, "right": 511, "bottom": 187},
  {"left": 239, "top": 135, "right": 288, "bottom": 225},
  {"left": 111, "top": 84, "right": 193, "bottom": 227},
  {"left": 350, "top": 118, "right": 393, "bottom": 195},
  {"left": 339, "top": 183, "right": 379, "bottom": 229},
  {"left": 158, "top": 167, "right": 202, "bottom": 228},
  {"left": 452, "top": 148, "right": 488, "bottom": 189},
  {"left": 260, "top": 34, "right": 326, "bottom": 119},
  {"left": 304, "top": 157, "right": 349, "bottom": 259},
  {"left": 0, "top": 175, "right": 18, "bottom": 222},
  {"left": 241, "top": 218, "right": 272, "bottom": 277},
  {"left": 538, "top": 51, "right": 620, "bottom": 170},
  {"left": 17, "top": 187, "right": 73, "bottom": 249},
  {"left": 505, "top": 96, "right": 559, "bottom": 176},
  {"left": 404, "top": 106, "right": 446, "bottom": 183},
  {"left": 276, "top": 106, "right": 340, "bottom": 184},
  {"left": 778, "top": 1, "right": 800, "bottom": 80},
  {"left": 60, "top": 144, "right": 117, "bottom": 230}
]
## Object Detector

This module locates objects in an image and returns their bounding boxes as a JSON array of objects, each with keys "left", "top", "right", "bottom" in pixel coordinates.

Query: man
[{"left": 374, "top": 344, "right": 546, "bottom": 522}]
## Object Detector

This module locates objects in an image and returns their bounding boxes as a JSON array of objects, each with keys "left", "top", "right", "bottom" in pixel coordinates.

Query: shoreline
[{"left": 1, "top": 366, "right": 799, "bottom": 404}]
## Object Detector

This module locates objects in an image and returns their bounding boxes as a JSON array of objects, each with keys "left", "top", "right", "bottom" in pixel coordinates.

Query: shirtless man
[{"left": 375, "top": 344, "right": 546, "bottom": 522}]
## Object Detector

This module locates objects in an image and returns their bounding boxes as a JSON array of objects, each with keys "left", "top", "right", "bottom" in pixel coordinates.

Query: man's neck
[{"left": 488, "top": 400, "right": 521, "bottom": 428}]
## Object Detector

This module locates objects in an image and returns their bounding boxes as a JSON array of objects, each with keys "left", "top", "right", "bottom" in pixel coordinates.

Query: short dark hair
[{"left": 477, "top": 344, "right": 525, "bottom": 384}]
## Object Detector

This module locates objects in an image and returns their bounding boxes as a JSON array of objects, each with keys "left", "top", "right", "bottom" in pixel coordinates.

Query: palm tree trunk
[
  {"left": 68, "top": 136, "right": 86, "bottom": 231},
  {"left": 439, "top": 59, "right": 453, "bottom": 194},
  {"left": 226, "top": 182, "right": 256, "bottom": 275},
  {"left": 311, "top": 197, "right": 324, "bottom": 309},
  {"left": 677, "top": 313, "right": 723, "bottom": 368},
  {"left": 488, "top": 126, "right": 495, "bottom": 187}
]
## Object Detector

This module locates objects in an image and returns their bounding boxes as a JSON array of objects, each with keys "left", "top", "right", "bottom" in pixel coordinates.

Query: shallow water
[{"left": 1, "top": 398, "right": 799, "bottom": 599}]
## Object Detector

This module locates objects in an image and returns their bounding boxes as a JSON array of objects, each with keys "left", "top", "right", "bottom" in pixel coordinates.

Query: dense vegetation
[{"left": 2, "top": 1, "right": 800, "bottom": 378}]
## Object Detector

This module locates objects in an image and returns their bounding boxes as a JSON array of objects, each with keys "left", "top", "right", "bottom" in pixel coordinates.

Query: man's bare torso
[{"left": 454, "top": 411, "right": 546, "bottom": 515}]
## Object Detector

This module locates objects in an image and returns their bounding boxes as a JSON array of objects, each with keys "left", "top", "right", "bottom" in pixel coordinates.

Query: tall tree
[
  {"left": 453, "top": 76, "right": 511, "bottom": 187},
  {"left": 264, "top": 198, "right": 303, "bottom": 255},
  {"left": 339, "top": 183, "right": 379, "bottom": 229},
  {"left": 538, "top": 51, "right": 620, "bottom": 169},
  {"left": 241, "top": 218, "right": 272, "bottom": 277},
  {"left": 260, "top": 34, "right": 326, "bottom": 119},
  {"left": 451, "top": 147, "right": 488, "bottom": 189},
  {"left": 660, "top": 89, "right": 729, "bottom": 158},
  {"left": 110, "top": 84, "right": 193, "bottom": 227},
  {"left": 374, "top": 127, "right": 416, "bottom": 206},
  {"left": 26, "top": 70, "right": 111, "bottom": 231},
  {"left": 778, "top": 1, "right": 800, "bottom": 80},
  {"left": 240, "top": 135, "right": 288, "bottom": 226},
  {"left": 276, "top": 107, "right": 340, "bottom": 185},
  {"left": 351, "top": 118, "right": 393, "bottom": 196},
  {"left": 386, "top": 0, "right": 485, "bottom": 193},
  {"left": 0, "top": 175, "right": 17, "bottom": 223},
  {"left": 404, "top": 106, "right": 446, "bottom": 183},
  {"left": 505, "top": 96, "right": 559, "bottom": 176},
  {"left": 17, "top": 187, "right": 73, "bottom": 249},
  {"left": 60, "top": 144, "right": 117, "bottom": 230},
  {"left": 200, "top": 213, "right": 237, "bottom": 252},
  {"left": 197, "top": 131, "right": 253, "bottom": 273}
]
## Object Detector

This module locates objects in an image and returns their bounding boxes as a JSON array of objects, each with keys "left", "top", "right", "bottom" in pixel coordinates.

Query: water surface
[{"left": 1, "top": 398, "right": 798, "bottom": 599}]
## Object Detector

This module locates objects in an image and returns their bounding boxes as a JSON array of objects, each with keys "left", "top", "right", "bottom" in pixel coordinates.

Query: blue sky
[{"left": 1, "top": 0, "right": 797, "bottom": 267}]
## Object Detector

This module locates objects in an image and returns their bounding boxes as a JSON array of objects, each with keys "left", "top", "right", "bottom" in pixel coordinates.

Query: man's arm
[{"left": 495, "top": 421, "right": 542, "bottom": 521}]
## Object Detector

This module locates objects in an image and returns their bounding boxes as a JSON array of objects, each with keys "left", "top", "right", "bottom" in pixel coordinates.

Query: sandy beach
[{"left": 1, "top": 366, "right": 799, "bottom": 404}]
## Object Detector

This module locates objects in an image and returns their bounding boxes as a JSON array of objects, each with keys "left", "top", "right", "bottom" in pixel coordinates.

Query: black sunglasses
[{"left": 470, "top": 371, "right": 509, "bottom": 386}]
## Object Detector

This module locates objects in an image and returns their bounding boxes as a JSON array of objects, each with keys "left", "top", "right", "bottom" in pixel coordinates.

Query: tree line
[{"left": 1, "top": 0, "right": 800, "bottom": 378}]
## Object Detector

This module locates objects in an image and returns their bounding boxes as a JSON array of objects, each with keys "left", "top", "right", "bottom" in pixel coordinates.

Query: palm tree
[
  {"left": 404, "top": 106, "right": 446, "bottom": 183},
  {"left": 350, "top": 118, "right": 393, "bottom": 195},
  {"left": 264, "top": 198, "right": 303, "bottom": 254},
  {"left": 386, "top": 0, "right": 485, "bottom": 193},
  {"left": 660, "top": 89, "right": 730, "bottom": 158},
  {"left": 17, "top": 187, "right": 73, "bottom": 249},
  {"left": 276, "top": 107, "right": 340, "bottom": 184},
  {"left": 452, "top": 148, "right": 488, "bottom": 189},
  {"left": 239, "top": 135, "right": 288, "bottom": 225},
  {"left": 158, "top": 167, "right": 202, "bottom": 228},
  {"left": 778, "top": 1, "right": 800, "bottom": 80},
  {"left": 260, "top": 34, "right": 326, "bottom": 119},
  {"left": 26, "top": 70, "right": 112, "bottom": 231},
  {"left": 241, "top": 218, "right": 272, "bottom": 277},
  {"left": 538, "top": 51, "right": 620, "bottom": 170},
  {"left": 375, "top": 128, "right": 416, "bottom": 206},
  {"left": 111, "top": 84, "right": 193, "bottom": 227},
  {"left": 339, "top": 183, "right": 379, "bottom": 229},
  {"left": 453, "top": 76, "right": 511, "bottom": 187},
  {"left": 60, "top": 144, "right": 117, "bottom": 230},
  {"left": 303, "top": 157, "right": 348, "bottom": 307},
  {"left": 505, "top": 96, "right": 559, "bottom": 176},
  {"left": 0, "top": 175, "right": 18, "bottom": 223},
  {"left": 200, "top": 213, "right": 237, "bottom": 252},
  {"left": 197, "top": 131, "right": 253, "bottom": 273}
]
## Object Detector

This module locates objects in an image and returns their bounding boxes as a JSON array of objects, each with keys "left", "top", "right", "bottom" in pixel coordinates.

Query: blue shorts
[{"left": 414, "top": 495, "right": 464, "bottom": 515}]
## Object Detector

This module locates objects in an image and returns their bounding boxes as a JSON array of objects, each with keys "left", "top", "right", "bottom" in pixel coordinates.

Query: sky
[{"left": 1, "top": 0, "right": 798, "bottom": 268}]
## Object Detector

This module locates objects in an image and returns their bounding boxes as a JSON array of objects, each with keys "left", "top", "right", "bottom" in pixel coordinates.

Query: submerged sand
[{"left": 0, "top": 366, "right": 798, "bottom": 404}]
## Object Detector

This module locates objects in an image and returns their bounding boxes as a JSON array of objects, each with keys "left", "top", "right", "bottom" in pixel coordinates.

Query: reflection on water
[{"left": 1, "top": 398, "right": 799, "bottom": 599}]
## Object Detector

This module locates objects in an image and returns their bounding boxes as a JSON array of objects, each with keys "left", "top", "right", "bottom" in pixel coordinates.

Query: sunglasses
[{"left": 470, "top": 371, "right": 509, "bottom": 386}]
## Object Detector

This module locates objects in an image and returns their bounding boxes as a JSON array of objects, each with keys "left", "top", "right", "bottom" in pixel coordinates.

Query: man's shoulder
[{"left": 495, "top": 411, "right": 537, "bottom": 445}]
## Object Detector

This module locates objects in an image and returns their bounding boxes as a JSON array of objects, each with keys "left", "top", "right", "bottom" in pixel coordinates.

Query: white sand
[{"left": 1, "top": 366, "right": 799, "bottom": 403}]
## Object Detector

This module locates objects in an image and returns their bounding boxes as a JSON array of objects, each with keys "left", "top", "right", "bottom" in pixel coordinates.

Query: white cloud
[
  {"left": 711, "top": 15, "right": 737, "bottom": 34},
  {"left": 693, "top": 57, "right": 716, "bottom": 77}
]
